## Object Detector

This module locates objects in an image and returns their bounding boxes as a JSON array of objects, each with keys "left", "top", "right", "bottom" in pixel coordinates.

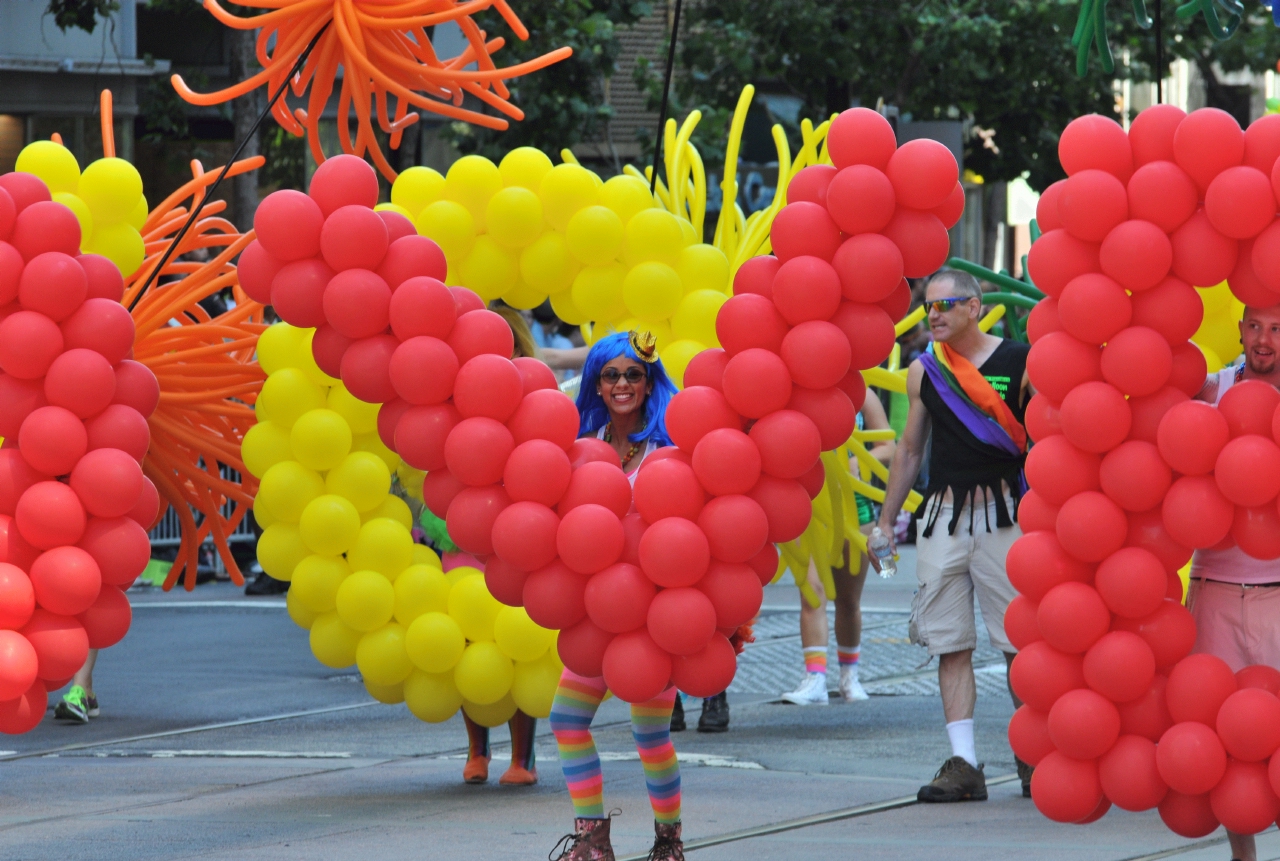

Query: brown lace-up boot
[
  {"left": 647, "top": 821, "right": 684, "bottom": 860},
  {"left": 548, "top": 816, "right": 615, "bottom": 861}
]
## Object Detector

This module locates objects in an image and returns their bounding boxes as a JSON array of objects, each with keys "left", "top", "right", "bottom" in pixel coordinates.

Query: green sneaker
[{"left": 55, "top": 686, "right": 90, "bottom": 723}]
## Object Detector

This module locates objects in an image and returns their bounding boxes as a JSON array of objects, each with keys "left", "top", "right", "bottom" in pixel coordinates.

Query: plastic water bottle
[{"left": 869, "top": 526, "right": 896, "bottom": 579}]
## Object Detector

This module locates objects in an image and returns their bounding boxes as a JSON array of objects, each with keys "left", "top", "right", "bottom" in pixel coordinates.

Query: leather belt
[{"left": 1192, "top": 578, "right": 1280, "bottom": 589}]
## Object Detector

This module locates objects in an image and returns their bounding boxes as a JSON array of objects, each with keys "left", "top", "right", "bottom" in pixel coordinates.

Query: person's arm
[
  {"left": 875, "top": 361, "right": 931, "bottom": 561},
  {"left": 858, "top": 390, "right": 896, "bottom": 467},
  {"left": 1194, "top": 374, "right": 1218, "bottom": 403},
  {"left": 539, "top": 345, "right": 590, "bottom": 371}
]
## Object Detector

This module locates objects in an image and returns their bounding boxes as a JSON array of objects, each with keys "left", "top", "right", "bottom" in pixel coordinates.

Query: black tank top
[{"left": 918, "top": 338, "right": 1030, "bottom": 537}]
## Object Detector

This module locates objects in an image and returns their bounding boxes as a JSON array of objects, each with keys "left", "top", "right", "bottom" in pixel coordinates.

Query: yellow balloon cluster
[
  {"left": 15, "top": 139, "right": 147, "bottom": 277},
  {"left": 1193, "top": 281, "right": 1245, "bottom": 372},
  {"left": 247, "top": 322, "right": 561, "bottom": 724}
]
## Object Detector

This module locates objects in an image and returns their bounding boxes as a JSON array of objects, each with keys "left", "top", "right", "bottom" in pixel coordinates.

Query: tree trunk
[
  {"left": 981, "top": 181, "right": 1007, "bottom": 272},
  {"left": 229, "top": 28, "right": 261, "bottom": 232}
]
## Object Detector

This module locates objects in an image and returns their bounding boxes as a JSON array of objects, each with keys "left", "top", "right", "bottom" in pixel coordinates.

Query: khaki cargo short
[{"left": 909, "top": 494, "right": 1020, "bottom": 656}]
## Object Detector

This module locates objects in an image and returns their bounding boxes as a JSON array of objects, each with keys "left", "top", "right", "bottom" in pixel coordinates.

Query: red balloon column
[
  {"left": 1014, "top": 107, "right": 1280, "bottom": 833},
  {"left": 0, "top": 177, "right": 156, "bottom": 733}
]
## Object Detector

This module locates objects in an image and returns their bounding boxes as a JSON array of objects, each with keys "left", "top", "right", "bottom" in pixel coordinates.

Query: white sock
[{"left": 946, "top": 719, "right": 977, "bottom": 767}]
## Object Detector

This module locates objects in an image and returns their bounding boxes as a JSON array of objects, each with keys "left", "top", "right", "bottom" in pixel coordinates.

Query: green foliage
[
  {"left": 259, "top": 126, "right": 307, "bottom": 192},
  {"left": 47, "top": 0, "right": 119, "bottom": 34},
  {"left": 442, "top": 0, "right": 651, "bottom": 160},
  {"left": 139, "top": 73, "right": 192, "bottom": 144}
]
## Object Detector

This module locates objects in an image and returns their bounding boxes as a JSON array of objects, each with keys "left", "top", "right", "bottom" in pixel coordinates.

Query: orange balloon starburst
[{"left": 172, "top": 0, "right": 572, "bottom": 180}]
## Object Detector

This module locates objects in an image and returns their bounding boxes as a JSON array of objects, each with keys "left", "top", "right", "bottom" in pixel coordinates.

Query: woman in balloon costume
[{"left": 548, "top": 331, "right": 684, "bottom": 861}]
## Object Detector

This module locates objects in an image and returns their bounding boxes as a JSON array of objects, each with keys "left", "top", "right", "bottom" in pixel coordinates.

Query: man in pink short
[{"left": 1190, "top": 303, "right": 1280, "bottom": 861}]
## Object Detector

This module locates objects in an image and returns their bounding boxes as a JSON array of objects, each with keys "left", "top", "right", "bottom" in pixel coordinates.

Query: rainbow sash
[{"left": 920, "top": 341, "right": 1027, "bottom": 457}]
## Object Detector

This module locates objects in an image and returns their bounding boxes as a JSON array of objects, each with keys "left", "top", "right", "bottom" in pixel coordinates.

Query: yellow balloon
[
  {"left": 550, "top": 287, "right": 590, "bottom": 326},
  {"left": 335, "top": 569, "right": 396, "bottom": 631},
  {"left": 460, "top": 235, "right": 519, "bottom": 301},
  {"left": 571, "top": 264, "right": 628, "bottom": 322},
  {"left": 292, "top": 329, "right": 339, "bottom": 388},
  {"left": 510, "top": 650, "right": 563, "bottom": 718},
  {"left": 348, "top": 517, "right": 415, "bottom": 578},
  {"left": 1198, "top": 282, "right": 1231, "bottom": 314},
  {"left": 53, "top": 193, "right": 93, "bottom": 245},
  {"left": 671, "top": 289, "right": 727, "bottom": 347},
  {"left": 1198, "top": 342, "right": 1225, "bottom": 374},
  {"left": 257, "top": 522, "right": 308, "bottom": 580},
  {"left": 446, "top": 565, "right": 484, "bottom": 588},
  {"left": 677, "top": 244, "right": 731, "bottom": 294},
  {"left": 405, "top": 611, "right": 466, "bottom": 672},
  {"left": 85, "top": 223, "right": 144, "bottom": 277},
  {"left": 447, "top": 573, "right": 504, "bottom": 642},
  {"left": 486, "top": 186, "right": 544, "bottom": 249},
  {"left": 375, "top": 202, "right": 414, "bottom": 220},
  {"left": 17, "top": 140, "right": 81, "bottom": 194},
  {"left": 298, "top": 494, "right": 362, "bottom": 556},
  {"left": 412, "top": 544, "right": 442, "bottom": 569},
  {"left": 493, "top": 606, "right": 555, "bottom": 662},
  {"left": 613, "top": 317, "right": 673, "bottom": 349},
  {"left": 258, "top": 461, "right": 326, "bottom": 522},
  {"left": 678, "top": 217, "right": 697, "bottom": 247},
  {"left": 520, "top": 232, "right": 578, "bottom": 294},
  {"left": 350, "top": 431, "right": 400, "bottom": 472},
  {"left": 392, "top": 166, "right": 445, "bottom": 216},
  {"left": 291, "top": 554, "right": 351, "bottom": 613},
  {"left": 257, "top": 323, "right": 307, "bottom": 376},
  {"left": 309, "top": 611, "right": 361, "bottom": 667},
  {"left": 501, "top": 279, "right": 547, "bottom": 311},
  {"left": 290, "top": 409, "right": 353, "bottom": 472},
  {"left": 454, "top": 641, "right": 515, "bottom": 704},
  {"left": 252, "top": 494, "right": 277, "bottom": 529},
  {"left": 565, "top": 206, "right": 624, "bottom": 267},
  {"left": 78, "top": 157, "right": 143, "bottom": 224},
  {"left": 357, "top": 622, "right": 414, "bottom": 685},
  {"left": 540, "top": 164, "right": 601, "bottom": 232},
  {"left": 622, "top": 261, "right": 683, "bottom": 322},
  {"left": 364, "top": 678, "right": 405, "bottom": 704},
  {"left": 416, "top": 200, "right": 476, "bottom": 261},
  {"left": 659, "top": 339, "right": 706, "bottom": 389},
  {"left": 259, "top": 368, "right": 326, "bottom": 430},
  {"left": 241, "top": 420, "right": 293, "bottom": 479},
  {"left": 326, "top": 451, "right": 391, "bottom": 512},
  {"left": 404, "top": 669, "right": 464, "bottom": 722},
  {"left": 127, "top": 194, "right": 148, "bottom": 231},
  {"left": 444, "top": 155, "right": 503, "bottom": 231},
  {"left": 361, "top": 494, "right": 413, "bottom": 531},
  {"left": 462, "top": 693, "right": 518, "bottom": 728},
  {"left": 625, "top": 209, "right": 684, "bottom": 268},
  {"left": 500, "top": 146, "right": 554, "bottom": 191},
  {"left": 394, "top": 564, "right": 451, "bottom": 623},
  {"left": 328, "top": 383, "right": 379, "bottom": 436},
  {"left": 286, "top": 586, "right": 319, "bottom": 629},
  {"left": 398, "top": 463, "right": 426, "bottom": 500},
  {"left": 601, "top": 174, "right": 655, "bottom": 225}
]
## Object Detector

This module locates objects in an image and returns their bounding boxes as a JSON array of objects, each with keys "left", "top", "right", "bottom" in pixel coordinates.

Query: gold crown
[{"left": 629, "top": 330, "right": 658, "bottom": 363}]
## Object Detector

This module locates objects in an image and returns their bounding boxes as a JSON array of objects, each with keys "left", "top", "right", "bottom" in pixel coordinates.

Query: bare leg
[
  {"left": 72, "top": 649, "right": 97, "bottom": 696},
  {"left": 799, "top": 562, "right": 828, "bottom": 650},
  {"left": 1228, "top": 832, "right": 1256, "bottom": 861},
  {"left": 833, "top": 538, "right": 869, "bottom": 649},
  {"left": 1004, "top": 651, "right": 1021, "bottom": 709},
  {"left": 939, "top": 649, "right": 976, "bottom": 722}
]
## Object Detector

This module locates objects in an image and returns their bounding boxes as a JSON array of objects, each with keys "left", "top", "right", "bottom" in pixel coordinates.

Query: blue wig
[{"left": 576, "top": 331, "right": 677, "bottom": 446}]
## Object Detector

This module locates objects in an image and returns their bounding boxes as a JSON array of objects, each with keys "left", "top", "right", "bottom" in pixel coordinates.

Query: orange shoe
[
  {"left": 499, "top": 763, "right": 538, "bottom": 786},
  {"left": 463, "top": 754, "right": 490, "bottom": 784}
]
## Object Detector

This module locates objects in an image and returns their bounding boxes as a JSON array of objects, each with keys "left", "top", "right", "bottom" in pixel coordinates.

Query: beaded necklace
[{"left": 603, "top": 422, "right": 643, "bottom": 468}]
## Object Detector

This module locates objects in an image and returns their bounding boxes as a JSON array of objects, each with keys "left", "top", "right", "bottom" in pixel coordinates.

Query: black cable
[
  {"left": 128, "top": 20, "right": 331, "bottom": 311},
  {"left": 1156, "top": 0, "right": 1164, "bottom": 103},
  {"left": 649, "top": 0, "right": 684, "bottom": 194}
]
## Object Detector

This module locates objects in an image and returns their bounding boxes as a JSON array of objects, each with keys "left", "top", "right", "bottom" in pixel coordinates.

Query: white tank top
[
  {"left": 1189, "top": 365, "right": 1280, "bottom": 584},
  {"left": 594, "top": 427, "right": 658, "bottom": 485}
]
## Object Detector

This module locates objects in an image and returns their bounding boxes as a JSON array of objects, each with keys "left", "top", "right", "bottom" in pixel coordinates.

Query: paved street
[{"left": 0, "top": 548, "right": 1273, "bottom": 860}]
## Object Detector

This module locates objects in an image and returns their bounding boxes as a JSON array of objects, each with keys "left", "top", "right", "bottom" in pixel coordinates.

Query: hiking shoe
[
  {"left": 1016, "top": 756, "right": 1034, "bottom": 798},
  {"left": 781, "top": 672, "right": 829, "bottom": 705},
  {"left": 647, "top": 820, "right": 684, "bottom": 861},
  {"left": 549, "top": 814, "right": 616, "bottom": 861},
  {"left": 669, "top": 695, "right": 686, "bottom": 732},
  {"left": 839, "top": 667, "right": 869, "bottom": 702},
  {"left": 697, "top": 692, "right": 729, "bottom": 733},
  {"left": 54, "top": 686, "right": 90, "bottom": 723},
  {"left": 917, "top": 756, "right": 988, "bottom": 802}
]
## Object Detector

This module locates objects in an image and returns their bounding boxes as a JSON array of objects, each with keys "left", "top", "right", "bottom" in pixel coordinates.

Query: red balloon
[
  {"left": 1099, "top": 442, "right": 1171, "bottom": 513},
  {"left": 1206, "top": 166, "right": 1275, "bottom": 240},
  {"left": 20, "top": 608, "right": 88, "bottom": 681},
  {"left": 0, "top": 310, "right": 63, "bottom": 380},
  {"left": 308, "top": 153, "right": 378, "bottom": 215},
  {"left": 1095, "top": 546, "right": 1166, "bottom": 618},
  {"left": 1127, "top": 386, "right": 1189, "bottom": 445},
  {"left": 876, "top": 277, "right": 912, "bottom": 321},
  {"left": 320, "top": 204, "right": 388, "bottom": 272},
  {"left": 1131, "top": 277, "right": 1203, "bottom": 347},
  {"left": 826, "top": 108, "right": 897, "bottom": 170},
  {"left": 15, "top": 480, "right": 85, "bottom": 549},
  {"left": 715, "top": 293, "right": 789, "bottom": 356},
  {"left": 698, "top": 495, "right": 769, "bottom": 564},
  {"left": 420, "top": 468, "right": 464, "bottom": 518},
  {"left": 491, "top": 501, "right": 560, "bottom": 572},
  {"left": 0, "top": 449, "right": 44, "bottom": 516},
  {"left": 0, "top": 629, "right": 37, "bottom": 701},
  {"left": 556, "top": 461, "right": 632, "bottom": 519},
  {"left": 731, "top": 255, "right": 780, "bottom": 298},
  {"left": 1009, "top": 640, "right": 1086, "bottom": 711},
  {"left": 1024, "top": 435, "right": 1101, "bottom": 505},
  {"left": 1058, "top": 169, "right": 1129, "bottom": 243},
  {"left": 388, "top": 276, "right": 455, "bottom": 341},
  {"left": 0, "top": 374, "right": 47, "bottom": 439},
  {"left": 634, "top": 458, "right": 704, "bottom": 522},
  {"left": 1226, "top": 238, "right": 1280, "bottom": 307},
  {"left": 1157, "top": 721, "right": 1228, "bottom": 795},
  {"left": 70, "top": 448, "right": 143, "bottom": 518},
  {"left": 451, "top": 354, "right": 522, "bottom": 422},
  {"left": 1252, "top": 219, "right": 1280, "bottom": 292},
  {"left": 376, "top": 397, "right": 411, "bottom": 450},
  {"left": 1163, "top": 475, "right": 1233, "bottom": 549},
  {"left": 1030, "top": 752, "right": 1104, "bottom": 823},
  {"left": 1118, "top": 673, "right": 1174, "bottom": 741},
  {"left": 450, "top": 287, "right": 485, "bottom": 315},
  {"left": 556, "top": 616, "right": 613, "bottom": 678},
  {"left": 1157, "top": 400, "right": 1229, "bottom": 475},
  {"left": 557, "top": 503, "right": 623, "bottom": 574},
  {"left": 448, "top": 310, "right": 514, "bottom": 366},
  {"left": 1222, "top": 379, "right": 1280, "bottom": 438},
  {"left": 1099, "top": 735, "right": 1168, "bottom": 811},
  {"left": 12, "top": 200, "right": 79, "bottom": 261},
  {"left": 1211, "top": 759, "right": 1280, "bottom": 835},
  {"left": 1246, "top": 112, "right": 1280, "bottom": 173},
  {"left": 1083, "top": 630, "right": 1156, "bottom": 703},
  {"left": 787, "top": 164, "right": 837, "bottom": 207},
  {"left": 388, "top": 336, "right": 457, "bottom": 406},
  {"left": 1008, "top": 705, "right": 1055, "bottom": 766},
  {"left": 1059, "top": 382, "right": 1130, "bottom": 453},
  {"left": 886, "top": 139, "right": 957, "bottom": 210},
  {"left": 18, "top": 251, "right": 86, "bottom": 322},
  {"left": 1159, "top": 790, "right": 1220, "bottom": 838},
  {"left": 1237, "top": 664, "right": 1280, "bottom": 694},
  {"left": 769, "top": 201, "right": 840, "bottom": 263},
  {"left": 508, "top": 389, "right": 579, "bottom": 451},
  {"left": 1113, "top": 600, "right": 1197, "bottom": 669},
  {"left": 1055, "top": 491, "right": 1127, "bottom": 563},
  {"left": 236, "top": 240, "right": 283, "bottom": 304},
  {"left": 111, "top": 360, "right": 159, "bottom": 418},
  {"left": 780, "top": 321, "right": 851, "bottom": 390},
  {"left": 749, "top": 410, "right": 821, "bottom": 479},
  {"left": 322, "top": 269, "right": 391, "bottom": 339},
  {"left": 1060, "top": 114, "right": 1134, "bottom": 179},
  {"left": 692, "top": 429, "right": 760, "bottom": 496},
  {"left": 1171, "top": 209, "right": 1238, "bottom": 287},
  {"left": 1036, "top": 180, "right": 1065, "bottom": 232},
  {"left": 60, "top": 298, "right": 134, "bottom": 366},
  {"left": 1058, "top": 273, "right": 1132, "bottom": 345},
  {"left": 444, "top": 484, "right": 509, "bottom": 556},
  {"left": 670, "top": 633, "right": 736, "bottom": 698},
  {"left": 1100, "top": 326, "right": 1172, "bottom": 399},
  {"left": 271, "top": 258, "right": 333, "bottom": 328},
  {"left": 1130, "top": 105, "right": 1186, "bottom": 166},
  {"left": 567, "top": 438, "right": 622, "bottom": 470},
  {"left": 78, "top": 516, "right": 150, "bottom": 587},
  {"left": 523, "top": 559, "right": 587, "bottom": 630},
  {"left": 1015, "top": 490, "right": 1060, "bottom": 533},
  {"left": 619, "top": 511, "right": 647, "bottom": 567},
  {"left": 747, "top": 543, "right": 779, "bottom": 586},
  {"left": 584, "top": 563, "right": 654, "bottom": 633},
  {"left": 1127, "top": 161, "right": 1198, "bottom": 233},
  {"left": 0, "top": 678, "right": 47, "bottom": 734},
  {"left": 771, "top": 256, "right": 841, "bottom": 325},
  {"left": 444, "top": 417, "right": 513, "bottom": 486},
  {"left": 639, "top": 517, "right": 710, "bottom": 587},
  {"left": 1216, "top": 688, "right": 1280, "bottom": 761},
  {"left": 835, "top": 369, "right": 867, "bottom": 413},
  {"left": 29, "top": 546, "right": 100, "bottom": 616},
  {"left": 1004, "top": 594, "right": 1042, "bottom": 650},
  {"left": 825, "top": 166, "right": 895, "bottom": 235},
  {"left": 722, "top": 349, "right": 792, "bottom": 419},
  {"left": 254, "top": 189, "right": 323, "bottom": 261},
  {"left": 1038, "top": 581, "right": 1111, "bottom": 654},
  {"left": 126, "top": 476, "right": 160, "bottom": 531},
  {"left": 746, "top": 475, "right": 811, "bottom": 543},
  {"left": 697, "top": 560, "right": 762, "bottom": 628},
  {"left": 880, "top": 209, "right": 950, "bottom": 278},
  {"left": 1099, "top": 221, "right": 1172, "bottom": 293},
  {"left": 1025, "top": 332, "right": 1102, "bottom": 404},
  {"left": 42, "top": 348, "right": 113, "bottom": 420},
  {"left": 1048, "top": 688, "right": 1121, "bottom": 759},
  {"left": 601, "top": 630, "right": 672, "bottom": 704},
  {"left": 0, "top": 172, "right": 50, "bottom": 215},
  {"left": 377, "top": 235, "right": 447, "bottom": 290},
  {"left": 514, "top": 356, "right": 557, "bottom": 395},
  {"left": 0, "top": 561, "right": 34, "bottom": 631},
  {"left": 683, "top": 349, "right": 728, "bottom": 391},
  {"left": 341, "top": 333, "right": 399, "bottom": 402},
  {"left": 1166, "top": 653, "right": 1238, "bottom": 726},
  {"left": 1006, "top": 531, "right": 1094, "bottom": 603},
  {"left": 1026, "top": 229, "right": 1101, "bottom": 299},
  {"left": 647, "top": 587, "right": 716, "bottom": 656},
  {"left": 483, "top": 557, "right": 528, "bottom": 607},
  {"left": 830, "top": 301, "right": 897, "bottom": 371},
  {"left": 1174, "top": 107, "right": 1244, "bottom": 191},
  {"left": 1216, "top": 434, "right": 1280, "bottom": 506},
  {"left": 76, "top": 584, "right": 130, "bottom": 649},
  {"left": 504, "top": 440, "right": 572, "bottom": 507}
]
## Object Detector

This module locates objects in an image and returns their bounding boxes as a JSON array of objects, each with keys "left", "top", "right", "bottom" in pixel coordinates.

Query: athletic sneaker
[
  {"left": 55, "top": 685, "right": 90, "bottom": 723},
  {"left": 781, "top": 673, "right": 829, "bottom": 705},
  {"left": 86, "top": 693, "right": 99, "bottom": 718},
  {"left": 839, "top": 667, "right": 869, "bottom": 702}
]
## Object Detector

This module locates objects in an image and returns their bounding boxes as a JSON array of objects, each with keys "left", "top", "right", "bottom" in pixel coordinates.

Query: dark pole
[
  {"left": 129, "top": 21, "right": 332, "bottom": 310},
  {"left": 1155, "top": 0, "right": 1164, "bottom": 103},
  {"left": 650, "top": 0, "right": 684, "bottom": 194}
]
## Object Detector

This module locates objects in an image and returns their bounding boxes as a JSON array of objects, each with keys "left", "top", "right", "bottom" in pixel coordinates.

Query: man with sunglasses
[{"left": 876, "top": 270, "right": 1032, "bottom": 803}]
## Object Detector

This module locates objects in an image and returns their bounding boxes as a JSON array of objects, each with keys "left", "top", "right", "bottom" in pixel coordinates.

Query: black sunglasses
[{"left": 600, "top": 368, "right": 647, "bottom": 385}]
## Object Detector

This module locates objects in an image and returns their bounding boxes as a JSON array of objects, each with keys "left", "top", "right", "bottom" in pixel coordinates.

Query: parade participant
[
  {"left": 876, "top": 270, "right": 1031, "bottom": 803},
  {"left": 782, "top": 397, "right": 896, "bottom": 705},
  {"left": 1189, "top": 303, "right": 1280, "bottom": 861},
  {"left": 548, "top": 331, "right": 684, "bottom": 861}
]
